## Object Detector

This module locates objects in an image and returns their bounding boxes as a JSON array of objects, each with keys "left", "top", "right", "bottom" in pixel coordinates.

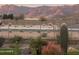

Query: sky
[
  {"left": 16, "top": 4, "right": 64, "bottom": 7},
  {"left": 0, "top": 0, "right": 79, "bottom": 4},
  {"left": 0, "top": 0, "right": 78, "bottom": 7}
]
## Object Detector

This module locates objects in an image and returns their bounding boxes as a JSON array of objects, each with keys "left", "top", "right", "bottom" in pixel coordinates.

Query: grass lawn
[{"left": 0, "top": 48, "right": 21, "bottom": 55}]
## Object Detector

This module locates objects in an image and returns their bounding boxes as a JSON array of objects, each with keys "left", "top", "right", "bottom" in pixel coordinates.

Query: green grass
[
  {"left": 0, "top": 48, "right": 21, "bottom": 55},
  {"left": 68, "top": 52, "right": 79, "bottom": 55}
]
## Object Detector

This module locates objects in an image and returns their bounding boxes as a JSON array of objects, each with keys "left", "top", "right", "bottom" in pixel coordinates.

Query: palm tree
[
  {"left": 53, "top": 25, "right": 56, "bottom": 39},
  {"left": 52, "top": 21, "right": 56, "bottom": 40},
  {"left": 51, "top": 23, "right": 55, "bottom": 39},
  {"left": 48, "top": 23, "right": 54, "bottom": 39},
  {"left": 0, "top": 20, "right": 2, "bottom": 37},
  {"left": 71, "top": 19, "right": 72, "bottom": 40},
  {"left": 8, "top": 23, "right": 12, "bottom": 39},
  {"left": 39, "top": 17, "right": 47, "bottom": 38},
  {"left": 15, "top": 19, "right": 17, "bottom": 37}
]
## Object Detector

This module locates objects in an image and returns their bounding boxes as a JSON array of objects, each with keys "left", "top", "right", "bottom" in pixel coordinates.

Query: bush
[
  {"left": 30, "top": 37, "right": 47, "bottom": 55},
  {"left": 41, "top": 33, "right": 47, "bottom": 37},
  {"left": 10, "top": 36, "right": 22, "bottom": 44},
  {"left": 42, "top": 41, "right": 62, "bottom": 55},
  {"left": 0, "top": 37, "right": 5, "bottom": 47},
  {"left": 67, "top": 47, "right": 79, "bottom": 55}
]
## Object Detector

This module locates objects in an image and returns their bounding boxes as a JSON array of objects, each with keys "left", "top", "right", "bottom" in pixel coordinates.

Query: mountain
[
  {"left": 0, "top": 4, "right": 79, "bottom": 17},
  {"left": 0, "top": 5, "right": 31, "bottom": 14}
]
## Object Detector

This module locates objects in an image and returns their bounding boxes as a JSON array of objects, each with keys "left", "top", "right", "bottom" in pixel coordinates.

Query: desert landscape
[{"left": 0, "top": 4, "right": 79, "bottom": 55}]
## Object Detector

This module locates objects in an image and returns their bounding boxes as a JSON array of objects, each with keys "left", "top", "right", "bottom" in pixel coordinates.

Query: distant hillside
[{"left": 0, "top": 4, "right": 79, "bottom": 17}]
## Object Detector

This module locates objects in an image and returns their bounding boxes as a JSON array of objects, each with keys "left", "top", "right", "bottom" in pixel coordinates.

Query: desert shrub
[
  {"left": 67, "top": 47, "right": 79, "bottom": 55},
  {"left": 10, "top": 36, "right": 22, "bottom": 44},
  {"left": 41, "top": 33, "right": 47, "bottom": 37},
  {"left": 30, "top": 37, "right": 47, "bottom": 55},
  {"left": 42, "top": 41, "right": 62, "bottom": 55}
]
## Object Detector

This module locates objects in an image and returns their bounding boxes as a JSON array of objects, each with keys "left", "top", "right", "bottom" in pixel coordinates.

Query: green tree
[
  {"left": 10, "top": 36, "right": 22, "bottom": 54},
  {"left": 0, "top": 37, "right": 5, "bottom": 47},
  {"left": 30, "top": 37, "right": 46, "bottom": 55},
  {"left": 60, "top": 23, "right": 69, "bottom": 55},
  {"left": 2, "top": 14, "right": 8, "bottom": 19},
  {"left": 8, "top": 14, "right": 14, "bottom": 19},
  {"left": 10, "top": 36, "right": 22, "bottom": 44},
  {"left": 2, "top": 14, "right": 14, "bottom": 19}
]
